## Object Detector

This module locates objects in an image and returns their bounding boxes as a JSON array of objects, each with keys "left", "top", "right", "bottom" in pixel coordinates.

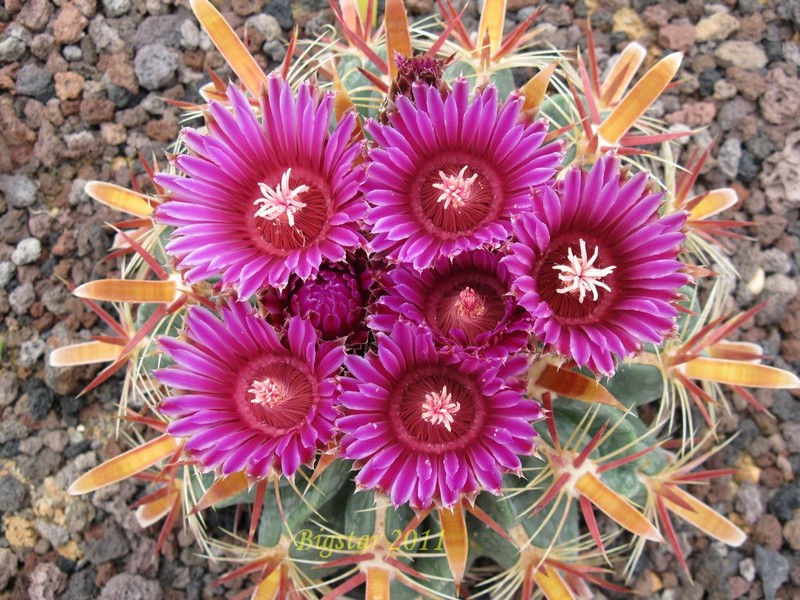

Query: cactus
[{"left": 51, "top": 0, "right": 800, "bottom": 598}]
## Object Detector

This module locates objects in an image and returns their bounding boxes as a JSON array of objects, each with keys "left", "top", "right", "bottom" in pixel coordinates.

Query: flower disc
[
  {"left": 157, "top": 303, "right": 344, "bottom": 478},
  {"left": 338, "top": 322, "right": 540, "bottom": 509},
  {"left": 371, "top": 250, "right": 530, "bottom": 358},
  {"left": 364, "top": 79, "right": 563, "bottom": 270},
  {"left": 156, "top": 77, "right": 366, "bottom": 297},
  {"left": 504, "top": 155, "right": 688, "bottom": 374}
]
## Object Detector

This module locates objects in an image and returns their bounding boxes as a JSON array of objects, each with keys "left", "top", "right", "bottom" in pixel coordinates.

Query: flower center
[
  {"left": 455, "top": 287, "right": 486, "bottom": 319},
  {"left": 248, "top": 377, "right": 286, "bottom": 408},
  {"left": 420, "top": 385, "right": 461, "bottom": 431},
  {"left": 417, "top": 159, "right": 495, "bottom": 235},
  {"left": 241, "top": 360, "right": 316, "bottom": 433},
  {"left": 432, "top": 165, "right": 478, "bottom": 210},
  {"left": 393, "top": 370, "right": 483, "bottom": 451},
  {"left": 253, "top": 168, "right": 309, "bottom": 227},
  {"left": 552, "top": 239, "right": 616, "bottom": 304},
  {"left": 250, "top": 168, "right": 328, "bottom": 252},
  {"left": 430, "top": 272, "right": 508, "bottom": 345}
]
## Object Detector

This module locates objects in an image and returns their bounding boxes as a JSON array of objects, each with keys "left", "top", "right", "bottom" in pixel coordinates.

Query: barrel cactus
[{"left": 50, "top": 0, "right": 799, "bottom": 597}]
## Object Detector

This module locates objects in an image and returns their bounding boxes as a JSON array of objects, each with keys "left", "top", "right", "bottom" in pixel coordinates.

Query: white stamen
[
  {"left": 253, "top": 168, "right": 309, "bottom": 227},
  {"left": 432, "top": 165, "right": 478, "bottom": 210},
  {"left": 421, "top": 385, "right": 461, "bottom": 431},
  {"left": 456, "top": 287, "right": 486, "bottom": 319},
  {"left": 249, "top": 378, "right": 285, "bottom": 408},
  {"left": 552, "top": 239, "right": 616, "bottom": 303}
]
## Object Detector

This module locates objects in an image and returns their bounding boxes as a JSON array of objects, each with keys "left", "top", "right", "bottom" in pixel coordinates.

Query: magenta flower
[
  {"left": 364, "top": 79, "right": 563, "bottom": 270},
  {"left": 156, "top": 76, "right": 366, "bottom": 297},
  {"left": 338, "top": 322, "right": 540, "bottom": 509},
  {"left": 157, "top": 302, "right": 344, "bottom": 479},
  {"left": 369, "top": 250, "right": 530, "bottom": 359},
  {"left": 504, "top": 155, "right": 688, "bottom": 375}
]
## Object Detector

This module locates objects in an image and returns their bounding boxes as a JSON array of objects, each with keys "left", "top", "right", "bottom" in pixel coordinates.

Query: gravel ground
[{"left": 1, "top": 0, "right": 799, "bottom": 598}]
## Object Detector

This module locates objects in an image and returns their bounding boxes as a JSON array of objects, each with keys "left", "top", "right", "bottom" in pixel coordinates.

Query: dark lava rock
[
  {"left": 56, "top": 555, "right": 76, "bottom": 574},
  {"left": 15, "top": 63, "right": 53, "bottom": 99},
  {"left": 0, "top": 441, "right": 19, "bottom": 459},
  {"left": 772, "top": 390, "right": 800, "bottom": 423},
  {"left": 263, "top": 0, "right": 292, "bottom": 30},
  {"left": 609, "top": 31, "right": 628, "bottom": 48},
  {"left": 764, "top": 40, "right": 783, "bottom": 62},
  {"left": 746, "top": 131, "right": 776, "bottom": 159},
  {"left": 731, "top": 418, "right": 759, "bottom": 450},
  {"left": 589, "top": 8, "right": 613, "bottom": 29},
  {"left": 107, "top": 84, "right": 139, "bottom": 109},
  {"left": 777, "top": 0, "right": 800, "bottom": 22},
  {"left": 0, "top": 474, "right": 29, "bottom": 514},
  {"left": 769, "top": 482, "right": 800, "bottom": 521},
  {"left": 133, "top": 14, "right": 189, "bottom": 48},
  {"left": 756, "top": 545, "right": 790, "bottom": 600},
  {"left": 632, "top": 0, "right": 662, "bottom": 11},
  {"left": 699, "top": 68, "right": 722, "bottom": 97},
  {"left": 76, "top": 222, "right": 112, "bottom": 258},
  {"left": 789, "top": 454, "right": 800, "bottom": 478},
  {"left": 82, "top": 523, "right": 131, "bottom": 565},
  {"left": 738, "top": 148, "right": 761, "bottom": 183},
  {"left": 738, "top": 0, "right": 759, "bottom": 15},
  {"left": 64, "top": 439, "right": 92, "bottom": 459},
  {"left": 62, "top": 567, "right": 97, "bottom": 600},
  {"left": 695, "top": 542, "right": 735, "bottom": 598},
  {"left": 59, "top": 395, "right": 83, "bottom": 427},
  {"left": 21, "top": 377, "right": 55, "bottom": 421},
  {"left": 16, "top": 448, "right": 62, "bottom": 483}
]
